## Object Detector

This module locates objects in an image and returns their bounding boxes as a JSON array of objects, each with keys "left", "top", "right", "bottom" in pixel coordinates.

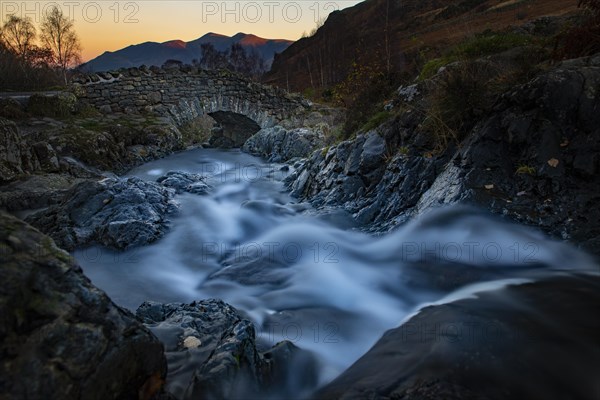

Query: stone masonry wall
[{"left": 73, "top": 65, "right": 311, "bottom": 128}]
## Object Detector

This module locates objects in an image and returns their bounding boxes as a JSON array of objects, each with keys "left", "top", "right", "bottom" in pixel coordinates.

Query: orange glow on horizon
[{"left": 2, "top": 1, "right": 363, "bottom": 61}]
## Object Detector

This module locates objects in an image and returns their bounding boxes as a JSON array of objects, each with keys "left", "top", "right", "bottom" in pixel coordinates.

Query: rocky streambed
[
  {"left": 1, "top": 55, "right": 600, "bottom": 399},
  {"left": 3, "top": 146, "right": 599, "bottom": 400}
]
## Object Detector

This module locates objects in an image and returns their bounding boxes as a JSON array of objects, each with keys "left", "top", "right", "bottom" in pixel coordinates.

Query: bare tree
[
  {"left": 305, "top": 55, "right": 314, "bottom": 88},
  {"left": 246, "top": 48, "right": 266, "bottom": 78},
  {"left": 229, "top": 43, "right": 249, "bottom": 74},
  {"left": 40, "top": 6, "right": 82, "bottom": 84},
  {"left": 0, "top": 15, "right": 36, "bottom": 60},
  {"left": 199, "top": 43, "right": 229, "bottom": 70},
  {"left": 384, "top": 0, "right": 391, "bottom": 74}
]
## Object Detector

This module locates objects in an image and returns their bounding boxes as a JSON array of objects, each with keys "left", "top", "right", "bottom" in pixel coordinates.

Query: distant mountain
[
  {"left": 264, "top": 0, "right": 577, "bottom": 92},
  {"left": 81, "top": 32, "right": 293, "bottom": 72}
]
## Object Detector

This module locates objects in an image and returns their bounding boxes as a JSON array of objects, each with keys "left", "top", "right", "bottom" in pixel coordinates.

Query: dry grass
[
  {"left": 488, "top": 0, "right": 528, "bottom": 12},
  {"left": 400, "top": 0, "right": 577, "bottom": 54},
  {"left": 423, "top": 61, "right": 501, "bottom": 151},
  {"left": 421, "top": 45, "right": 546, "bottom": 152}
]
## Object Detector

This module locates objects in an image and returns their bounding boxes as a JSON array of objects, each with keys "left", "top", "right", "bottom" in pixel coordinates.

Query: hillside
[
  {"left": 81, "top": 32, "right": 292, "bottom": 72},
  {"left": 264, "top": 0, "right": 578, "bottom": 92}
]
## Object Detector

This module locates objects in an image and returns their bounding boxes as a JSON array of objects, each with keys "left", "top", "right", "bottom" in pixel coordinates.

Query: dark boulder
[
  {"left": 137, "top": 300, "right": 318, "bottom": 399},
  {"left": 316, "top": 274, "right": 600, "bottom": 400},
  {"left": 156, "top": 171, "right": 211, "bottom": 195},
  {"left": 418, "top": 55, "right": 600, "bottom": 252},
  {"left": 0, "top": 211, "right": 168, "bottom": 399},
  {"left": 26, "top": 177, "right": 178, "bottom": 250}
]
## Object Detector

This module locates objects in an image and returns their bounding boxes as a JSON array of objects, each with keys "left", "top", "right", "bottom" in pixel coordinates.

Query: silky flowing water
[{"left": 74, "top": 148, "right": 598, "bottom": 395}]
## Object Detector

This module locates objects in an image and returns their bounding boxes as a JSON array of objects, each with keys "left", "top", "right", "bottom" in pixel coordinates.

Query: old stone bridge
[{"left": 73, "top": 65, "right": 313, "bottom": 145}]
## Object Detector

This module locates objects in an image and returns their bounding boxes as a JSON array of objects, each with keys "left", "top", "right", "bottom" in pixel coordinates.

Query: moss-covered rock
[
  {"left": 27, "top": 93, "right": 77, "bottom": 118},
  {"left": 0, "top": 117, "right": 40, "bottom": 183},
  {"left": 0, "top": 211, "right": 168, "bottom": 399},
  {"left": 0, "top": 98, "right": 27, "bottom": 119}
]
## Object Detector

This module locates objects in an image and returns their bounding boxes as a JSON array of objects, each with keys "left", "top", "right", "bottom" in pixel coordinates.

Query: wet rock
[
  {"left": 288, "top": 55, "right": 600, "bottom": 253},
  {"left": 136, "top": 300, "right": 318, "bottom": 400},
  {"left": 316, "top": 274, "right": 600, "bottom": 400},
  {"left": 38, "top": 120, "right": 184, "bottom": 175},
  {"left": 286, "top": 131, "right": 401, "bottom": 222},
  {"left": 243, "top": 125, "right": 324, "bottom": 162},
  {"left": 0, "top": 211, "right": 168, "bottom": 399},
  {"left": 26, "top": 177, "right": 178, "bottom": 250},
  {"left": 427, "top": 56, "right": 600, "bottom": 251},
  {"left": 156, "top": 171, "right": 211, "bottom": 195},
  {"left": 359, "top": 131, "right": 386, "bottom": 173}
]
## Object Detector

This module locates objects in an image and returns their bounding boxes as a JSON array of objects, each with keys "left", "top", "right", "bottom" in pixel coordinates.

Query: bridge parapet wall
[{"left": 73, "top": 65, "right": 311, "bottom": 128}]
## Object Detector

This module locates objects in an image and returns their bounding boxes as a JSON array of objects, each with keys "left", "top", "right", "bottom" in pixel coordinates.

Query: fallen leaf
[
  {"left": 183, "top": 336, "right": 202, "bottom": 348},
  {"left": 485, "top": 184, "right": 494, "bottom": 190},
  {"left": 547, "top": 158, "right": 559, "bottom": 168},
  {"left": 560, "top": 139, "right": 569, "bottom": 147}
]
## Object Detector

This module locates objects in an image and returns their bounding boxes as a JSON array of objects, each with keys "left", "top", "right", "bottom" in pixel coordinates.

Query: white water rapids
[{"left": 74, "top": 148, "right": 598, "bottom": 391}]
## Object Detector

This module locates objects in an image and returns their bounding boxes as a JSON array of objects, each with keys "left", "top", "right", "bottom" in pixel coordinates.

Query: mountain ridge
[{"left": 81, "top": 32, "right": 293, "bottom": 72}]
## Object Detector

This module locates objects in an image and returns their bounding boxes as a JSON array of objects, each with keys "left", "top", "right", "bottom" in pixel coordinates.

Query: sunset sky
[{"left": 2, "top": 1, "right": 363, "bottom": 61}]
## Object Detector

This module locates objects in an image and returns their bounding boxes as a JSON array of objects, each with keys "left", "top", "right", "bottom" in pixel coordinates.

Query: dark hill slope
[{"left": 264, "top": 0, "right": 577, "bottom": 92}]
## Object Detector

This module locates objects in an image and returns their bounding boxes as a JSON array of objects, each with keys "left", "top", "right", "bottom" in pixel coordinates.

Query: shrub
[
  {"left": 435, "top": 0, "right": 488, "bottom": 20},
  {"left": 302, "top": 87, "right": 316, "bottom": 100},
  {"left": 27, "top": 93, "right": 76, "bottom": 118},
  {"left": 334, "top": 64, "right": 399, "bottom": 138},
  {"left": 0, "top": 42, "right": 62, "bottom": 91},
  {"left": 179, "top": 115, "right": 214, "bottom": 146},
  {"left": 418, "top": 32, "right": 533, "bottom": 81},
  {"left": 555, "top": 0, "right": 600, "bottom": 59},
  {"left": 419, "top": 57, "right": 456, "bottom": 80},
  {"left": 423, "top": 61, "right": 501, "bottom": 151},
  {"left": 0, "top": 99, "right": 27, "bottom": 119},
  {"left": 452, "top": 32, "right": 532, "bottom": 58},
  {"left": 74, "top": 103, "right": 101, "bottom": 118},
  {"left": 360, "top": 111, "right": 392, "bottom": 133}
]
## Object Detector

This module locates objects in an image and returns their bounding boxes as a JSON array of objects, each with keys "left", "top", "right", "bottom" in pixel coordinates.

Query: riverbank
[{"left": 1, "top": 52, "right": 599, "bottom": 399}]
